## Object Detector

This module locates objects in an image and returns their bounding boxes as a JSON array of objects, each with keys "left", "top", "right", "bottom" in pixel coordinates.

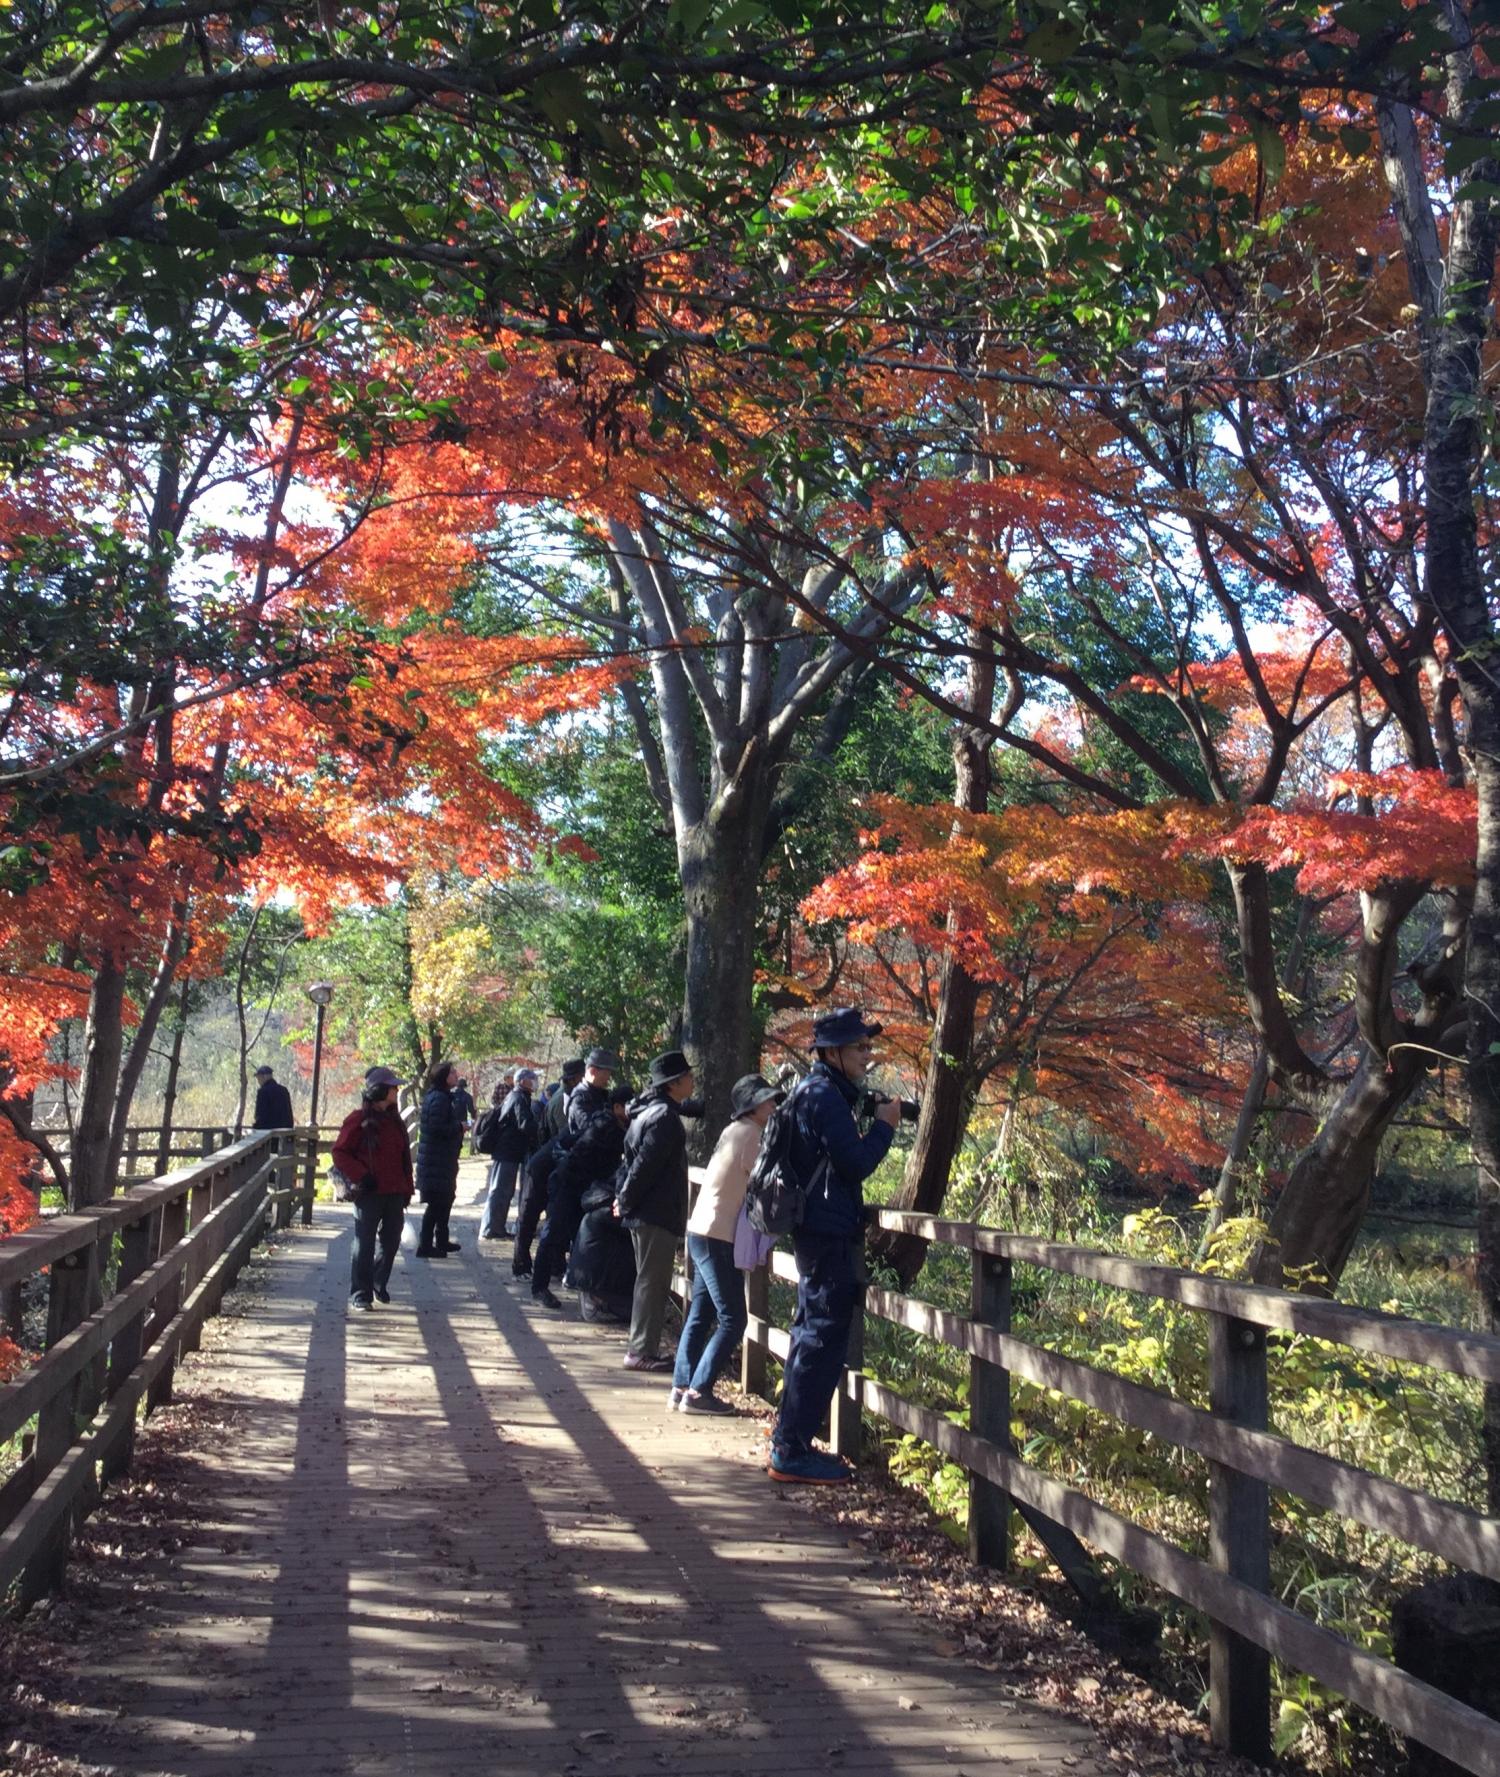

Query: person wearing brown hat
[
  {"left": 333, "top": 1067, "right": 414, "bottom": 1310},
  {"left": 669, "top": 1074, "right": 781, "bottom": 1413},
  {"left": 615, "top": 1049, "right": 697, "bottom": 1372}
]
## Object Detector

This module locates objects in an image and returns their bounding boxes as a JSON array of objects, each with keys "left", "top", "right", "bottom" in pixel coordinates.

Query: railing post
[
  {"left": 100, "top": 1207, "right": 160, "bottom": 1483},
  {"left": 1208, "top": 1312, "right": 1272, "bottom": 1765},
  {"left": 741, "top": 1262, "right": 769, "bottom": 1399},
  {"left": 301, "top": 1128, "right": 318, "bottom": 1227},
  {"left": 831, "top": 1286, "right": 865, "bottom": 1465},
  {"left": 146, "top": 1187, "right": 189, "bottom": 1412},
  {"left": 180, "top": 1165, "right": 218, "bottom": 1355},
  {"left": 21, "top": 1242, "right": 98, "bottom": 1604},
  {"left": 969, "top": 1247, "right": 1013, "bottom": 1572}
]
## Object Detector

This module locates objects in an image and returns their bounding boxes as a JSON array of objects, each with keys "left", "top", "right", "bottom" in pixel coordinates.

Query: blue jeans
[
  {"left": 673, "top": 1235, "right": 746, "bottom": 1393},
  {"left": 480, "top": 1158, "right": 522, "bottom": 1237},
  {"left": 349, "top": 1194, "right": 405, "bottom": 1303},
  {"left": 774, "top": 1231, "right": 859, "bottom": 1452}
]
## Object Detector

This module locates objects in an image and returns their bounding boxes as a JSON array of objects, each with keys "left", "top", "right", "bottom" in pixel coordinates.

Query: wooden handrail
[
  {"left": 706, "top": 1173, "right": 1500, "bottom": 1775},
  {"left": 0, "top": 1127, "right": 320, "bottom": 1607}
]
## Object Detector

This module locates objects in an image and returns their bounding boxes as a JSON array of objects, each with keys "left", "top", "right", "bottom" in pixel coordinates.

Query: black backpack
[
  {"left": 744, "top": 1082, "right": 828, "bottom": 1237},
  {"left": 473, "top": 1106, "right": 501, "bottom": 1157}
]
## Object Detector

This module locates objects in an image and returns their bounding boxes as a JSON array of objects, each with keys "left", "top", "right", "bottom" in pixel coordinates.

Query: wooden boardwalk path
[{"left": 51, "top": 1161, "right": 1112, "bottom": 1777}]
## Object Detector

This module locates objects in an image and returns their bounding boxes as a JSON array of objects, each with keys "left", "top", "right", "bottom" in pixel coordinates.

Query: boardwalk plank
[{"left": 55, "top": 1173, "right": 1112, "bottom": 1777}]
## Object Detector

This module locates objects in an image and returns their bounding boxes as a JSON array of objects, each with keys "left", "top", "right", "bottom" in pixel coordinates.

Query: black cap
[
  {"left": 609, "top": 1084, "right": 632, "bottom": 1106},
  {"left": 730, "top": 1074, "right": 782, "bottom": 1118},
  {"left": 811, "top": 1006, "right": 884, "bottom": 1048},
  {"left": 586, "top": 1047, "right": 620, "bottom": 1071},
  {"left": 648, "top": 1049, "right": 692, "bottom": 1086},
  {"left": 254, "top": 1065, "right": 274, "bottom": 1078},
  {"left": 562, "top": 1058, "right": 586, "bottom": 1080}
]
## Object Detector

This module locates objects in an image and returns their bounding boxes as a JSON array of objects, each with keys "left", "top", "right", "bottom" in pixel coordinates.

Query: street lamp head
[{"left": 305, "top": 981, "right": 335, "bottom": 1008}]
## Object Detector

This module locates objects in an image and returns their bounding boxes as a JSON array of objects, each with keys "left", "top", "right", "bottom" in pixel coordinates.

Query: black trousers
[
  {"left": 512, "top": 1169, "right": 548, "bottom": 1272},
  {"left": 418, "top": 1193, "right": 455, "bottom": 1253},
  {"left": 532, "top": 1176, "right": 586, "bottom": 1293},
  {"left": 350, "top": 1194, "right": 405, "bottom": 1302}
]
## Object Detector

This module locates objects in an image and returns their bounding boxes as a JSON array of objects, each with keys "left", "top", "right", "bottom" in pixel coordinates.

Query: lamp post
[{"left": 305, "top": 981, "right": 334, "bottom": 1130}]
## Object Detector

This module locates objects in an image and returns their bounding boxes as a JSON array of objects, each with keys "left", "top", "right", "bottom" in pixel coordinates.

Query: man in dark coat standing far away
[
  {"left": 251, "top": 1065, "right": 294, "bottom": 1131},
  {"left": 769, "top": 1008, "right": 898, "bottom": 1485},
  {"left": 616, "top": 1050, "right": 698, "bottom": 1373}
]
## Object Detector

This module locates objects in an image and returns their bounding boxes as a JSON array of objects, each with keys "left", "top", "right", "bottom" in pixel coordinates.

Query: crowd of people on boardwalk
[{"left": 323, "top": 1007, "right": 901, "bottom": 1485}]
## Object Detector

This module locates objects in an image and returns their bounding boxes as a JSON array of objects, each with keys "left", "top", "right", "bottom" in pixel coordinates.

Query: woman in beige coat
[{"left": 669, "top": 1074, "right": 781, "bottom": 1414}]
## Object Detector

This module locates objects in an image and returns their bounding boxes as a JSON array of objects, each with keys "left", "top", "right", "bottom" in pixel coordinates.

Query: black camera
[{"left": 860, "top": 1089, "right": 921, "bottom": 1124}]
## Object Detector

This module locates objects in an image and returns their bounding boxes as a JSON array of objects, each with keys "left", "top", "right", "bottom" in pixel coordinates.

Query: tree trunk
[
  {"left": 877, "top": 691, "right": 994, "bottom": 1284},
  {"left": 679, "top": 792, "right": 770, "bottom": 1152},
  {"left": 1375, "top": 35, "right": 1500, "bottom": 1508},
  {"left": 232, "top": 903, "right": 263, "bottom": 1135},
  {"left": 156, "top": 976, "right": 191, "bottom": 1176},
  {"left": 1198, "top": 1047, "right": 1271, "bottom": 1258},
  {"left": 69, "top": 956, "right": 127, "bottom": 1209},
  {"left": 1256, "top": 1051, "right": 1429, "bottom": 1288}
]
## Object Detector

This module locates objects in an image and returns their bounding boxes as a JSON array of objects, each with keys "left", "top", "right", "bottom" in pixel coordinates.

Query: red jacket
[{"left": 333, "top": 1104, "right": 413, "bottom": 1198}]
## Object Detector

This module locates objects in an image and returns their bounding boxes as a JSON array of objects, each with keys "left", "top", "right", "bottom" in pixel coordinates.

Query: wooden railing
[
  {"left": 0, "top": 1128, "right": 319, "bottom": 1608},
  {"left": 714, "top": 1194, "right": 1500, "bottom": 1776}
]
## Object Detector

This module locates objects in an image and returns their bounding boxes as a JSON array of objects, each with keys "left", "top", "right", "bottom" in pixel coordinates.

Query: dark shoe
[
  {"left": 621, "top": 1353, "right": 671, "bottom": 1373},
  {"left": 532, "top": 1288, "right": 563, "bottom": 1310},
  {"left": 441, "top": 1241, "right": 462, "bottom": 1253},
  {"left": 414, "top": 1246, "right": 436, "bottom": 1258},
  {"left": 374, "top": 1287, "right": 391, "bottom": 1304},
  {"left": 512, "top": 1264, "right": 532, "bottom": 1279},
  {"left": 681, "top": 1390, "right": 737, "bottom": 1416},
  {"left": 480, "top": 1231, "right": 505, "bottom": 1241},
  {"left": 768, "top": 1446, "right": 851, "bottom": 1484},
  {"left": 349, "top": 1296, "right": 373, "bottom": 1311}
]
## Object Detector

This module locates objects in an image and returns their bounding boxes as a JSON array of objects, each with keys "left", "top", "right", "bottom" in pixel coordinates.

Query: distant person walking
[
  {"left": 452, "top": 1074, "right": 476, "bottom": 1128},
  {"left": 415, "top": 1058, "right": 466, "bottom": 1258},
  {"left": 670, "top": 1074, "right": 780, "bottom": 1413},
  {"left": 480, "top": 1069, "right": 541, "bottom": 1240},
  {"left": 251, "top": 1065, "right": 294, "bottom": 1131},
  {"left": 616, "top": 1050, "right": 697, "bottom": 1373},
  {"left": 335, "top": 1066, "right": 414, "bottom": 1311}
]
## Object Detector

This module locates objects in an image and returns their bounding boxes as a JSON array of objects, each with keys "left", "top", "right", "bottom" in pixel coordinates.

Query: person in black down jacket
[
  {"left": 251, "top": 1065, "right": 294, "bottom": 1131},
  {"left": 532, "top": 1084, "right": 630, "bottom": 1309},
  {"left": 615, "top": 1050, "right": 697, "bottom": 1372},
  {"left": 415, "top": 1058, "right": 466, "bottom": 1258},
  {"left": 479, "top": 1068, "right": 540, "bottom": 1241}
]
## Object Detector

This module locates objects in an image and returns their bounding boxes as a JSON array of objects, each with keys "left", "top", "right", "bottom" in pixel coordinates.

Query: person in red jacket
[{"left": 334, "top": 1066, "right": 414, "bottom": 1311}]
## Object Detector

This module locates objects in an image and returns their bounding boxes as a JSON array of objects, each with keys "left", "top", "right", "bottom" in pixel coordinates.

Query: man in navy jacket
[{"left": 769, "top": 1008, "right": 899, "bottom": 1485}]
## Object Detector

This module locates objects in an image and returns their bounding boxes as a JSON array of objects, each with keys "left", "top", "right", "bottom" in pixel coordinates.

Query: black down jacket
[
  {"left": 492, "top": 1087, "right": 541, "bottom": 1162},
  {"left": 417, "top": 1087, "right": 465, "bottom": 1200},
  {"left": 615, "top": 1087, "right": 689, "bottom": 1236}
]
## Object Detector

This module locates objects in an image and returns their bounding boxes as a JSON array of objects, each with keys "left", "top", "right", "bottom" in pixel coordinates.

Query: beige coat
[{"left": 687, "top": 1117, "right": 761, "bottom": 1243}]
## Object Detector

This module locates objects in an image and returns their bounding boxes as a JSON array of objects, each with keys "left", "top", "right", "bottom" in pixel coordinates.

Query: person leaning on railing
[
  {"left": 669, "top": 1073, "right": 782, "bottom": 1416},
  {"left": 335, "top": 1066, "right": 415, "bottom": 1312}
]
